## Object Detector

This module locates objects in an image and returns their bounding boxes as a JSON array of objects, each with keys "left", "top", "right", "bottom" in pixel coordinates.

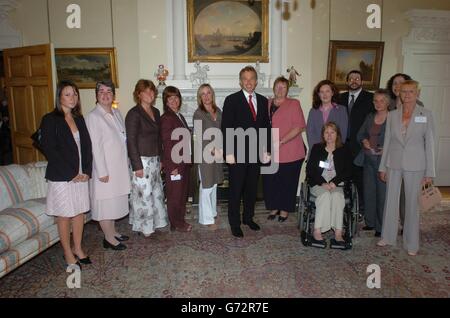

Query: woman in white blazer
[
  {"left": 85, "top": 81, "right": 131, "bottom": 250},
  {"left": 378, "top": 80, "right": 435, "bottom": 256}
]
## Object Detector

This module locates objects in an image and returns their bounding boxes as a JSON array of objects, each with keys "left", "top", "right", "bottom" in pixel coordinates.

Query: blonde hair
[
  {"left": 400, "top": 80, "right": 420, "bottom": 92},
  {"left": 196, "top": 84, "right": 218, "bottom": 113}
]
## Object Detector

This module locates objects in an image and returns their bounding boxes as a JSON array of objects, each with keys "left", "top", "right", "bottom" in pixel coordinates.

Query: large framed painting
[
  {"left": 55, "top": 48, "right": 119, "bottom": 89},
  {"left": 187, "top": 0, "right": 269, "bottom": 63},
  {"left": 327, "top": 41, "right": 384, "bottom": 90}
]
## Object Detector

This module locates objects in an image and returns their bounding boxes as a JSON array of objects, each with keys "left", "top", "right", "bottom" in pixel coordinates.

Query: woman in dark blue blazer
[{"left": 40, "top": 80, "right": 92, "bottom": 270}]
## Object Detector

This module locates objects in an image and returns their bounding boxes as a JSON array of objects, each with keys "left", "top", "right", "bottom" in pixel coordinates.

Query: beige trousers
[{"left": 311, "top": 185, "right": 345, "bottom": 233}]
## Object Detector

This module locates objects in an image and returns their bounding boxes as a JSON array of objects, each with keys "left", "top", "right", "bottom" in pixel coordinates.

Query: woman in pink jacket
[
  {"left": 85, "top": 81, "right": 131, "bottom": 250},
  {"left": 264, "top": 76, "right": 307, "bottom": 222}
]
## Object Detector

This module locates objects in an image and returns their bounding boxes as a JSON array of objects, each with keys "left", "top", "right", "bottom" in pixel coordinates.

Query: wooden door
[
  {"left": 3, "top": 44, "right": 55, "bottom": 164},
  {"left": 407, "top": 53, "right": 450, "bottom": 186}
]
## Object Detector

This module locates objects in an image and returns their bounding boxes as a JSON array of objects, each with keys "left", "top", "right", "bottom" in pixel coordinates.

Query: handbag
[
  {"left": 31, "top": 127, "right": 45, "bottom": 155},
  {"left": 419, "top": 182, "right": 442, "bottom": 212}
]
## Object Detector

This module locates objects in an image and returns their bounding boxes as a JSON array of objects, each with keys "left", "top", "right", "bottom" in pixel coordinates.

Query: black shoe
[
  {"left": 115, "top": 234, "right": 129, "bottom": 242},
  {"left": 375, "top": 231, "right": 381, "bottom": 237},
  {"left": 278, "top": 215, "right": 288, "bottom": 222},
  {"left": 66, "top": 261, "right": 82, "bottom": 271},
  {"left": 243, "top": 220, "right": 260, "bottom": 231},
  {"left": 231, "top": 227, "right": 244, "bottom": 238},
  {"left": 310, "top": 237, "right": 327, "bottom": 249},
  {"left": 362, "top": 226, "right": 374, "bottom": 231},
  {"left": 267, "top": 211, "right": 280, "bottom": 220},
  {"left": 103, "top": 239, "right": 127, "bottom": 250},
  {"left": 76, "top": 255, "right": 92, "bottom": 265},
  {"left": 330, "top": 238, "right": 348, "bottom": 250}
]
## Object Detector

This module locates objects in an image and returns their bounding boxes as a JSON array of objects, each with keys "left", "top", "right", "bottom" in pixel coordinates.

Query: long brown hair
[
  {"left": 54, "top": 80, "right": 82, "bottom": 117},
  {"left": 197, "top": 83, "right": 218, "bottom": 113},
  {"left": 312, "top": 80, "right": 339, "bottom": 109},
  {"left": 321, "top": 121, "right": 343, "bottom": 148}
]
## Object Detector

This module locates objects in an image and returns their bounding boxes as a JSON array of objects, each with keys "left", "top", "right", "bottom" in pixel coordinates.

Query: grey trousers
[
  {"left": 381, "top": 168, "right": 424, "bottom": 253},
  {"left": 363, "top": 155, "right": 386, "bottom": 233},
  {"left": 400, "top": 181, "right": 405, "bottom": 227}
]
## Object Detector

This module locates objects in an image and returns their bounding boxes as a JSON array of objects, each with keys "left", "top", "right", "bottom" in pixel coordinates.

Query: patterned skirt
[{"left": 129, "top": 156, "right": 168, "bottom": 235}]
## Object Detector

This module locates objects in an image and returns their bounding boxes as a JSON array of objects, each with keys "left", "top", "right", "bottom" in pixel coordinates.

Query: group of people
[
  {"left": 39, "top": 66, "right": 435, "bottom": 271},
  {"left": 304, "top": 71, "right": 435, "bottom": 256}
]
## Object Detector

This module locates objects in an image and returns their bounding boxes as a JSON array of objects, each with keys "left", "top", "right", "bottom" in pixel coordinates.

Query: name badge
[
  {"left": 415, "top": 116, "right": 427, "bottom": 123},
  {"left": 319, "top": 161, "right": 330, "bottom": 169},
  {"left": 170, "top": 174, "right": 182, "bottom": 181}
]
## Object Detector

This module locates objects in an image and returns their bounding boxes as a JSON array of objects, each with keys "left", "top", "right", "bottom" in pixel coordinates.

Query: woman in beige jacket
[{"left": 85, "top": 81, "right": 131, "bottom": 250}]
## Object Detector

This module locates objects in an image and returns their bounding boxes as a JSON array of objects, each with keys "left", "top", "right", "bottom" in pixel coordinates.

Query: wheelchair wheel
[
  {"left": 297, "top": 182, "right": 306, "bottom": 229},
  {"left": 351, "top": 183, "right": 359, "bottom": 236},
  {"left": 300, "top": 206, "right": 312, "bottom": 247}
]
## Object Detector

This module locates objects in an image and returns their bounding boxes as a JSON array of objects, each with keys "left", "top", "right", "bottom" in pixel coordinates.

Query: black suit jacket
[
  {"left": 221, "top": 90, "right": 271, "bottom": 164},
  {"left": 306, "top": 143, "right": 352, "bottom": 187},
  {"left": 339, "top": 90, "right": 375, "bottom": 157},
  {"left": 40, "top": 110, "right": 93, "bottom": 181}
]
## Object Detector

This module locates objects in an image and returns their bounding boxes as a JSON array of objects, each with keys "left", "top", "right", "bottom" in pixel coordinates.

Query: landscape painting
[
  {"left": 55, "top": 48, "right": 118, "bottom": 89},
  {"left": 187, "top": 0, "right": 269, "bottom": 62},
  {"left": 327, "top": 41, "right": 384, "bottom": 90}
]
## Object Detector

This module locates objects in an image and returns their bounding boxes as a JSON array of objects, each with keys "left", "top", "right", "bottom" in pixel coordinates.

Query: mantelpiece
[{"left": 155, "top": 86, "right": 302, "bottom": 126}]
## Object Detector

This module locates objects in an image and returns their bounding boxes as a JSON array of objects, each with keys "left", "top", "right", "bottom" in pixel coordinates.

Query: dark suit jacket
[
  {"left": 306, "top": 143, "right": 352, "bottom": 187},
  {"left": 160, "top": 109, "right": 191, "bottom": 175},
  {"left": 125, "top": 104, "right": 162, "bottom": 171},
  {"left": 221, "top": 90, "right": 271, "bottom": 164},
  {"left": 339, "top": 90, "right": 375, "bottom": 157},
  {"left": 40, "top": 110, "right": 93, "bottom": 181}
]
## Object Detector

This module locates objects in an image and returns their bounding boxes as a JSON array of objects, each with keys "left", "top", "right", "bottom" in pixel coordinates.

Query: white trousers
[
  {"left": 198, "top": 167, "right": 218, "bottom": 225},
  {"left": 311, "top": 185, "right": 345, "bottom": 233}
]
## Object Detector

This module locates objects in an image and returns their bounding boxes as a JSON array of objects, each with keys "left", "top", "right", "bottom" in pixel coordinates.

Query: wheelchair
[{"left": 297, "top": 179, "right": 360, "bottom": 250}]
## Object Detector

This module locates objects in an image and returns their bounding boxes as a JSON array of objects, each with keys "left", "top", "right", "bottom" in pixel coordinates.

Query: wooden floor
[{"left": 439, "top": 187, "right": 450, "bottom": 200}]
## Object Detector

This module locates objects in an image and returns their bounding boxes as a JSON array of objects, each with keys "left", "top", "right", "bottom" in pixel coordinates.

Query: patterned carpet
[{"left": 0, "top": 202, "right": 449, "bottom": 298}]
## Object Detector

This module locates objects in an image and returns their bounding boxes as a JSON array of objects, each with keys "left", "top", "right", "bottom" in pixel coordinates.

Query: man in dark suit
[
  {"left": 221, "top": 66, "right": 271, "bottom": 238},
  {"left": 338, "top": 70, "right": 374, "bottom": 218}
]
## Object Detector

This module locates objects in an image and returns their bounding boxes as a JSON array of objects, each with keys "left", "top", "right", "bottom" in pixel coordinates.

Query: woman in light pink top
[{"left": 264, "top": 77, "right": 307, "bottom": 222}]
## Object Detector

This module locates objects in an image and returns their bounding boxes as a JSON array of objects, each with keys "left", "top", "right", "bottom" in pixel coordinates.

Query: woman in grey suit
[
  {"left": 377, "top": 80, "right": 435, "bottom": 256},
  {"left": 354, "top": 89, "right": 390, "bottom": 237}
]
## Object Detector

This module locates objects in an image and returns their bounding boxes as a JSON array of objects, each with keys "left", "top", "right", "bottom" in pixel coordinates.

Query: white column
[
  {"left": 0, "top": 0, "right": 21, "bottom": 50},
  {"left": 270, "top": 1, "right": 283, "bottom": 86},
  {"left": 172, "top": 0, "right": 186, "bottom": 80}
]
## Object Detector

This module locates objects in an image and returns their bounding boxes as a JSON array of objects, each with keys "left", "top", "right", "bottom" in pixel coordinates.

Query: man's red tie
[{"left": 248, "top": 94, "right": 256, "bottom": 121}]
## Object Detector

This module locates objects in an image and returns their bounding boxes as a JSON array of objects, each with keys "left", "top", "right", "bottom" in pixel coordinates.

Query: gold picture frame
[
  {"left": 187, "top": 0, "right": 269, "bottom": 63},
  {"left": 327, "top": 40, "right": 384, "bottom": 91},
  {"left": 55, "top": 47, "right": 119, "bottom": 89}
]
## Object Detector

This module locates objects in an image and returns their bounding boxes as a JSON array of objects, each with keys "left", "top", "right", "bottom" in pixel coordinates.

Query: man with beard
[{"left": 339, "top": 70, "right": 374, "bottom": 221}]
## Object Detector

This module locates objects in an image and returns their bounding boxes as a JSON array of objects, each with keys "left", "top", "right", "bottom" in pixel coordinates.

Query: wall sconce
[
  {"left": 112, "top": 100, "right": 119, "bottom": 109},
  {"left": 275, "top": 0, "right": 316, "bottom": 20}
]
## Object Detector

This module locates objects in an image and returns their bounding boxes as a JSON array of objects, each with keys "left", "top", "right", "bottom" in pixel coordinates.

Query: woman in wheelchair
[{"left": 306, "top": 122, "right": 352, "bottom": 248}]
